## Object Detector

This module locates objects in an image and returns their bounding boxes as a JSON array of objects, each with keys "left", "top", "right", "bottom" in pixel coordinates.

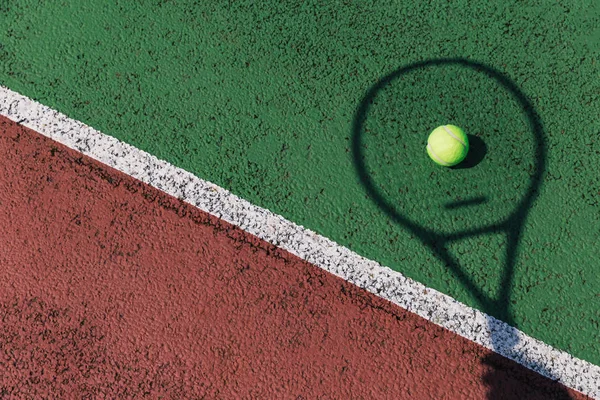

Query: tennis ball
[{"left": 426, "top": 125, "right": 469, "bottom": 167}]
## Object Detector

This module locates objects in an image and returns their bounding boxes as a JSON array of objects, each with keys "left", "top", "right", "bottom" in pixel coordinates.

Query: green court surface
[{"left": 1, "top": 1, "right": 599, "bottom": 365}]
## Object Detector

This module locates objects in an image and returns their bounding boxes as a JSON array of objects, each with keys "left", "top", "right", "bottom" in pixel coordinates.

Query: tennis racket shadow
[{"left": 352, "top": 58, "right": 575, "bottom": 399}]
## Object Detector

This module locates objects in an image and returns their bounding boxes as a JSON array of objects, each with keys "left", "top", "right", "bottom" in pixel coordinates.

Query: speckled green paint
[{"left": 1, "top": 1, "right": 599, "bottom": 364}]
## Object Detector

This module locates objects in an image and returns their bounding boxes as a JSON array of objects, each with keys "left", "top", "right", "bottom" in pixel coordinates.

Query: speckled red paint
[{"left": 0, "top": 116, "right": 588, "bottom": 398}]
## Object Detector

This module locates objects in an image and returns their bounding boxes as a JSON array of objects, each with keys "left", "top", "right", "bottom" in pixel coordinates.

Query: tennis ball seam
[
  {"left": 426, "top": 143, "right": 451, "bottom": 166},
  {"left": 427, "top": 125, "right": 468, "bottom": 166},
  {"left": 442, "top": 125, "right": 467, "bottom": 147}
]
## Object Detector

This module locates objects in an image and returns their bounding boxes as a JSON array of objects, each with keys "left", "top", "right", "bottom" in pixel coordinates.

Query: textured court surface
[
  {"left": 0, "top": 114, "right": 589, "bottom": 399},
  {"left": 1, "top": 1, "right": 599, "bottom": 366},
  {"left": 0, "top": 0, "right": 599, "bottom": 397}
]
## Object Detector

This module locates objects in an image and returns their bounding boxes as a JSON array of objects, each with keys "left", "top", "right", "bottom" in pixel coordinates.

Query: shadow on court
[{"left": 351, "top": 58, "right": 575, "bottom": 399}]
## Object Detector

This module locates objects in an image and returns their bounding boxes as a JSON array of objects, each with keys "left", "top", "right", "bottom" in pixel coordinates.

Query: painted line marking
[{"left": 0, "top": 85, "right": 598, "bottom": 399}]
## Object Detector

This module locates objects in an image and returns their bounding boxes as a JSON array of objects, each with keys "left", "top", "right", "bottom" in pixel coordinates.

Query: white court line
[{"left": 1, "top": 85, "right": 598, "bottom": 398}]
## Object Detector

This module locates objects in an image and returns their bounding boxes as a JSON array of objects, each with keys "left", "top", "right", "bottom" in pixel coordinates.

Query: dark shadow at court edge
[{"left": 351, "top": 58, "right": 575, "bottom": 398}]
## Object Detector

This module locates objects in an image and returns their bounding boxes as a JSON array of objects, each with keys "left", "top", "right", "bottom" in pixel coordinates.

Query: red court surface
[{"left": 0, "top": 117, "right": 588, "bottom": 398}]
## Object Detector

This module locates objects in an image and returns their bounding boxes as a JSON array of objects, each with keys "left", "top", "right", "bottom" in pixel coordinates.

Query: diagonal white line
[{"left": 0, "top": 85, "right": 598, "bottom": 399}]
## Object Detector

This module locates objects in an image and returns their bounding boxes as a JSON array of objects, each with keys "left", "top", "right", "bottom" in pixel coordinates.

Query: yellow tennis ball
[{"left": 426, "top": 125, "right": 469, "bottom": 167}]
